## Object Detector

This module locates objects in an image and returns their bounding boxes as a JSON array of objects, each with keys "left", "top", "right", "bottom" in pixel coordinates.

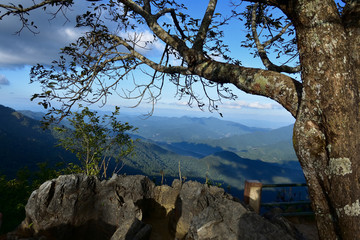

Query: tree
[
  {"left": 1, "top": 0, "right": 359, "bottom": 239},
  {"left": 55, "top": 106, "right": 136, "bottom": 178}
]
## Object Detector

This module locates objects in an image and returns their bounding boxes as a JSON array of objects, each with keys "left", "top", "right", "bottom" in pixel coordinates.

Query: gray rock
[
  {"left": 11, "top": 174, "right": 301, "bottom": 240},
  {"left": 18, "top": 174, "right": 154, "bottom": 240},
  {"left": 110, "top": 218, "right": 151, "bottom": 240},
  {"left": 173, "top": 181, "right": 298, "bottom": 240}
]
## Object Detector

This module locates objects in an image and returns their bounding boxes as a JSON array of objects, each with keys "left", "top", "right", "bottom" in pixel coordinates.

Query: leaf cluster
[{"left": 54, "top": 106, "right": 137, "bottom": 178}]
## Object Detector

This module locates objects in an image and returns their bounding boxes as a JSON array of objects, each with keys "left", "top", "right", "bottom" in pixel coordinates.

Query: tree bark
[{"left": 290, "top": 0, "right": 360, "bottom": 239}]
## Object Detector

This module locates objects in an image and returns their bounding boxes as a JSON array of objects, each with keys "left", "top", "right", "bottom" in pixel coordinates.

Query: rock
[
  {"left": 172, "top": 181, "right": 299, "bottom": 240},
  {"left": 15, "top": 174, "right": 154, "bottom": 240},
  {"left": 10, "top": 174, "right": 302, "bottom": 240},
  {"left": 110, "top": 218, "right": 151, "bottom": 240}
]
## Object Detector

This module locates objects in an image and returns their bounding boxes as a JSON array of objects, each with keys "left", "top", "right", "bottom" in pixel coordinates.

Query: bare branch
[
  {"left": 169, "top": 9, "right": 187, "bottom": 40},
  {"left": 0, "top": 0, "right": 73, "bottom": 34},
  {"left": 154, "top": 7, "right": 187, "bottom": 40},
  {"left": 143, "top": 0, "right": 151, "bottom": 13},
  {"left": 119, "top": 0, "right": 188, "bottom": 53},
  {"left": 193, "top": 0, "right": 217, "bottom": 51},
  {"left": 154, "top": 7, "right": 172, "bottom": 18},
  {"left": 113, "top": 36, "right": 190, "bottom": 74},
  {"left": 0, "top": 0, "right": 72, "bottom": 20},
  {"left": 251, "top": 3, "right": 300, "bottom": 73}
]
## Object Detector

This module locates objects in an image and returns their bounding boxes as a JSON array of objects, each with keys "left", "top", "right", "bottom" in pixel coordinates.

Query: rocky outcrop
[{"left": 9, "top": 174, "right": 302, "bottom": 240}]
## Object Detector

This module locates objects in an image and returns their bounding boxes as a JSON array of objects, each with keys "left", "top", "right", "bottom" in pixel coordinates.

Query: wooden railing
[{"left": 243, "top": 180, "right": 313, "bottom": 216}]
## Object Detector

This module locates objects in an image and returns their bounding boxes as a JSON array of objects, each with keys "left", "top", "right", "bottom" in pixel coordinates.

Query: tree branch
[
  {"left": 111, "top": 34, "right": 191, "bottom": 75},
  {"left": 0, "top": 0, "right": 72, "bottom": 20},
  {"left": 239, "top": 0, "right": 281, "bottom": 7},
  {"left": 191, "top": 58, "right": 302, "bottom": 117},
  {"left": 154, "top": 8, "right": 172, "bottom": 18},
  {"left": 251, "top": 3, "right": 300, "bottom": 73},
  {"left": 143, "top": 0, "right": 151, "bottom": 13},
  {"left": 193, "top": 0, "right": 217, "bottom": 51},
  {"left": 119, "top": 0, "right": 188, "bottom": 53},
  {"left": 27, "top": 0, "right": 302, "bottom": 120},
  {"left": 169, "top": 9, "right": 187, "bottom": 40}
]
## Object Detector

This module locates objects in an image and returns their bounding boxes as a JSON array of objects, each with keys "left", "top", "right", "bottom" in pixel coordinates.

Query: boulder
[
  {"left": 15, "top": 174, "right": 154, "bottom": 240},
  {"left": 172, "top": 181, "right": 300, "bottom": 240},
  {"left": 9, "top": 174, "right": 302, "bottom": 240}
]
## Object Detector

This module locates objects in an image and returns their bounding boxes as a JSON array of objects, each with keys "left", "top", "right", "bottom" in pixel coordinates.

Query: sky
[{"left": 0, "top": 1, "right": 296, "bottom": 128}]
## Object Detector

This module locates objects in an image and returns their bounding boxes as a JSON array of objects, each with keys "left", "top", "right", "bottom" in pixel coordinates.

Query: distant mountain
[
  {"left": 4, "top": 105, "right": 303, "bottom": 198},
  {"left": 199, "top": 151, "right": 304, "bottom": 188},
  {"left": 118, "top": 115, "right": 269, "bottom": 143},
  {"left": 19, "top": 107, "right": 298, "bottom": 163},
  {"left": 155, "top": 141, "right": 223, "bottom": 158},
  {"left": 18, "top": 110, "right": 45, "bottom": 121},
  {"left": 199, "top": 125, "right": 297, "bottom": 163},
  {"left": 20, "top": 111, "right": 269, "bottom": 142},
  {"left": 206, "top": 125, "right": 293, "bottom": 148},
  {"left": 0, "top": 105, "right": 76, "bottom": 178}
]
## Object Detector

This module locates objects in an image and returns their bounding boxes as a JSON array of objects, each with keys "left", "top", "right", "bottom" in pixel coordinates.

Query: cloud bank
[
  {"left": 0, "top": 2, "right": 166, "bottom": 69},
  {"left": 171, "top": 100, "right": 281, "bottom": 110},
  {"left": 0, "top": 2, "right": 90, "bottom": 68},
  {"left": 222, "top": 101, "right": 282, "bottom": 110}
]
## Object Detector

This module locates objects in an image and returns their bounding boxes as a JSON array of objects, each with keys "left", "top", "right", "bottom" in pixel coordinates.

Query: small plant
[
  {"left": 160, "top": 170, "right": 165, "bottom": 185},
  {"left": 55, "top": 106, "right": 136, "bottom": 178}
]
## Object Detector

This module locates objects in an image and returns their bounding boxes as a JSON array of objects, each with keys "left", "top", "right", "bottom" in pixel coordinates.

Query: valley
[{"left": 0, "top": 104, "right": 304, "bottom": 199}]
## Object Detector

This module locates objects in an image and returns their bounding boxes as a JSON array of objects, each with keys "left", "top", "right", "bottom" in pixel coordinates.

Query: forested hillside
[
  {"left": 0, "top": 105, "right": 76, "bottom": 178},
  {"left": 2, "top": 105, "right": 304, "bottom": 196}
]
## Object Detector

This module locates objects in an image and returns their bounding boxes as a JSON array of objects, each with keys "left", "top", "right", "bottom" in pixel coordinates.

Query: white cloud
[
  {"left": 0, "top": 74, "right": 10, "bottom": 85},
  {"left": 61, "top": 27, "right": 83, "bottom": 42},
  {"left": 159, "top": 100, "right": 281, "bottom": 110},
  {"left": 222, "top": 100, "right": 281, "bottom": 110},
  {"left": 0, "top": 1, "right": 91, "bottom": 68},
  {"left": 119, "top": 30, "right": 165, "bottom": 54},
  {"left": 0, "top": 1, "right": 167, "bottom": 69}
]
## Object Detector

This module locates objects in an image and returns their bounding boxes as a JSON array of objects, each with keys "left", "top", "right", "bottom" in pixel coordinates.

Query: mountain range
[{"left": 0, "top": 104, "right": 305, "bottom": 197}]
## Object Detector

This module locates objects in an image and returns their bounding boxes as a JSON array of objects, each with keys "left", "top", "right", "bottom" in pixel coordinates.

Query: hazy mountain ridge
[
  {"left": 19, "top": 109, "right": 296, "bottom": 163},
  {"left": 118, "top": 115, "right": 269, "bottom": 143}
]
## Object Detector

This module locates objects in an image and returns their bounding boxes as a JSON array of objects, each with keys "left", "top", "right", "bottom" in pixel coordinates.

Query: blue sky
[{"left": 0, "top": 1, "right": 296, "bottom": 128}]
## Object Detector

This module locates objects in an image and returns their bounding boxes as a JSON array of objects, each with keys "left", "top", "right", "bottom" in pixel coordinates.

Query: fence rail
[{"left": 243, "top": 180, "right": 313, "bottom": 216}]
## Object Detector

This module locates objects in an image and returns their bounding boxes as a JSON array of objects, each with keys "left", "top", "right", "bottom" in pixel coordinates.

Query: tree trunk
[{"left": 291, "top": 1, "right": 360, "bottom": 239}]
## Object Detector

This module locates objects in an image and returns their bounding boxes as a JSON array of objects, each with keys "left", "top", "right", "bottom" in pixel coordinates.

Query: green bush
[{"left": 55, "top": 106, "right": 136, "bottom": 178}]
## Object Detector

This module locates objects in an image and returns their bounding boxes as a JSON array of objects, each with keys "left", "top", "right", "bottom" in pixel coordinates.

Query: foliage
[
  {"left": 55, "top": 106, "right": 137, "bottom": 178},
  {"left": 0, "top": 162, "right": 68, "bottom": 235},
  {"left": 0, "top": 169, "right": 30, "bottom": 234}
]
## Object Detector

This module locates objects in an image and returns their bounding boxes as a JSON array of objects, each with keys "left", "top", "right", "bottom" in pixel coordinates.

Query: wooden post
[{"left": 244, "top": 180, "right": 263, "bottom": 213}]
